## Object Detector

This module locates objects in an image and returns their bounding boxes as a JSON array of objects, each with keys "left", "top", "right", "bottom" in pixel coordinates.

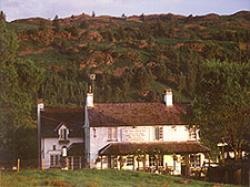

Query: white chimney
[
  {"left": 86, "top": 92, "right": 94, "bottom": 107},
  {"left": 164, "top": 89, "right": 173, "bottom": 107},
  {"left": 37, "top": 99, "right": 44, "bottom": 169},
  {"left": 86, "top": 84, "right": 94, "bottom": 107}
]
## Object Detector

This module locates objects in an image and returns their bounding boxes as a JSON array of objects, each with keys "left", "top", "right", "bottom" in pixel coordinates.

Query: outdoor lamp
[{"left": 62, "top": 147, "right": 67, "bottom": 157}]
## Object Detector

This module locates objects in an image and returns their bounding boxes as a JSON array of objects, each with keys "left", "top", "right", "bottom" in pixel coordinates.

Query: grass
[{"left": 0, "top": 169, "right": 237, "bottom": 187}]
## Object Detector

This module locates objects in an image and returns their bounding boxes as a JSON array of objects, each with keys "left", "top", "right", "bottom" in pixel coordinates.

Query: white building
[
  {"left": 39, "top": 89, "right": 209, "bottom": 176},
  {"left": 40, "top": 107, "right": 84, "bottom": 170}
]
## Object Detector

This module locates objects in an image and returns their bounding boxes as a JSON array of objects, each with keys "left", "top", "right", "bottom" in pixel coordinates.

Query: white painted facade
[
  {"left": 86, "top": 124, "right": 201, "bottom": 175},
  {"left": 41, "top": 124, "right": 82, "bottom": 169},
  {"left": 40, "top": 88, "right": 207, "bottom": 175}
]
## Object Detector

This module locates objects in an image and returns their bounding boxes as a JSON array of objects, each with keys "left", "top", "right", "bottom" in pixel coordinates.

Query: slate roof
[
  {"left": 40, "top": 102, "right": 188, "bottom": 137},
  {"left": 68, "top": 143, "right": 84, "bottom": 156},
  {"left": 40, "top": 107, "right": 84, "bottom": 138},
  {"left": 99, "top": 141, "right": 210, "bottom": 156},
  {"left": 87, "top": 103, "right": 187, "bottom": 127}
]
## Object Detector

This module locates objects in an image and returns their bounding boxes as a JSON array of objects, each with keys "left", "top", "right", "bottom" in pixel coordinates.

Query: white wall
[
  {"left": 89, "top": 125, "right": 195, "bottom": 168},
  {"left": 41, "top": 137, "right": 82, "bottom": 169},
  {"left": 164, "top": 125, "right": 190, "bottom": 142}
]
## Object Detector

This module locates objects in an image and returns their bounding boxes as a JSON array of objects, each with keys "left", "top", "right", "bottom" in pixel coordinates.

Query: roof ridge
[{"left": 94, "top": 102, "right": 162, "bottom": 105}]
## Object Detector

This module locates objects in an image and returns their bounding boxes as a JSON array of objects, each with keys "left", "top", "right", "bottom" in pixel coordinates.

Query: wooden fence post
[{"left": 17, "top": 158, "right": 20, "bottom": 173}]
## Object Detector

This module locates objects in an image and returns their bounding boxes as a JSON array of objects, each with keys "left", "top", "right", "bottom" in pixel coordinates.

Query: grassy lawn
[{"left": 0, "top": 169, "right": 237, "bottom": 187}]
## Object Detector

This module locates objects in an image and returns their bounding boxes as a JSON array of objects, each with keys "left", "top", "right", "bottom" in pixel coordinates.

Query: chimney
[
  {"left": 86, "top": 74, "right": 96, "bottom": 108},
  {"left": 164, "top": 89, "right": 173, "bottom": 107},
  {"left": 86, "top": 84, "right": 94, "bottom": 107},
  {"left": 37, "top": 99, "right": 44, "bottom": 169}
]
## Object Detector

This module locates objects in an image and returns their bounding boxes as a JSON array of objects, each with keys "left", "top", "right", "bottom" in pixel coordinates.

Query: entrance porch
[{"left": 97, "top": 141, "right": 210, "bottom": 176}]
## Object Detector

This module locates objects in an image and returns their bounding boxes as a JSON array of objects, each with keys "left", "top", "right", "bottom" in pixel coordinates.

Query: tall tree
[
  {"left": 0, "top": 20, "right": 44, "bottom": 161},
  {"left": 189, "top": 60, "right": 250, "bottom": 159},
  {"left": 0, "top": 11, "right": 6, "bottom": 21}
]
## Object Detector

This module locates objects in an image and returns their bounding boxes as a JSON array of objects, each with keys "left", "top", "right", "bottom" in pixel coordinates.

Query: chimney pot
[
  {"left": 86, "top": 92, "right": 94, "bottom": 107},
  {"left": 164, "top": 89, "right": 173, "bottom": 107}
]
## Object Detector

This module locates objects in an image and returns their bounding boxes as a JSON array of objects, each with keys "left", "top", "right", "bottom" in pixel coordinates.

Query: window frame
[
  {"left": 126, "top": 156, "right": 134, "bottom": 166},
  {"left": 107, "top": 127, "right": 118, "bottom": 141},
  {"left": 190, "top": 154, "right": 201, "bottom": 168},
  {"left": 59, "top": 128, "right": 68, "bottom": 140},
  {"left": 189, "top": 126, "right": 197, "bottom": 140},
  {"left": 50, "top": 154, "right": 60, "bottom": 168},
  {"left": 155, "top": 126, "right": 163, "bottom": 141}
]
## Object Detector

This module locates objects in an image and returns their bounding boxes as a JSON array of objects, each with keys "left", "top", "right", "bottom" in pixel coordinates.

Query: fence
[
  {"left": 207, "top": 164, "right": 250, "bottom": 186},
  {"left": 0, "top": 158, "right": 38, "bottom": 171}
]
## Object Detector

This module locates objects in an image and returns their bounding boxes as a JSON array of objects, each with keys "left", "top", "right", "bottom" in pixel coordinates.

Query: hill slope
[{"left": 8, "top": 11, "right": 250, "bottom": 105}]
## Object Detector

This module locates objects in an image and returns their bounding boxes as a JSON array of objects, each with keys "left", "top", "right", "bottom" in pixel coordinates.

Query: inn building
[{"left": 38, "top": 87, "right": 209, "bottom": 176}]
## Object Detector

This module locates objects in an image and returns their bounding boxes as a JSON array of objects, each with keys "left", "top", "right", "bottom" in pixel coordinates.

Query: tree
[
  {"left": 134, "top": 67, "right": 153, "bottom": 91},
  {"left": 121, "top": 13, "right": 126, "bottom": 20},
  {"left": 0, "top": 11, "right": 6, "bottom": 21},
  {"left": 0, "top": 20, "right": 44, "bottom": 161},
  {"left": 52, "top": 15, "right": 62, "bottom": 32},
  {"left": 140, "top": 13, "right": 145, "bottom": 21},
  {"left": 189, "top": 60, "right": 250, "bottom": 159}
]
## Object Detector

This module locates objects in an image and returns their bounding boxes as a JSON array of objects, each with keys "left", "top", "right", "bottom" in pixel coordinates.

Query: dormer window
[
  {"left": 58, "top": 125, "right": 70, "bottom": 144},
  {"left": 60, "top": 128, "right": 68, "bottom": 140},
  {"left": 189, "top": 126, "right": 197, "bottom": 140}
]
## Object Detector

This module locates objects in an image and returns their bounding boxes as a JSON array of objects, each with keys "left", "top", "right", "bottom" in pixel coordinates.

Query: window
[
  {"left": 149, "top": 155, "right": 155, "bottom": 166},
  {"left": 155, "top": 126, "right": 163, "bottom": 140},
  {"left": 158, "top": 155, "right": 163, "bottom": 166},
  {"left": 108, "top": 127, "right": 117, "bottom": 141},
  {"left": 190, "top": 154, "right": 200, "bottom": 168},
  {"left": 59, "top": 128, "right": 68, "bottom": 140},
  {"left": 111, "top": 156, "right": 118, "bottom": 168},
  {"left": 189, "top": 127, "right": 197, "bottom": 140},
  {"left": 50, "top": 154, "right": 60, "bottom": 167},
  {"left": 149, "top": 155, "right": 163, "bottom": 166},
  {"left": 52, "top": 145, "right": 56, "bottom": 150},
  {"left": 126, "top": 156, "right": 134, "bottom": 166},
  {"left": 93, "top": 128, "right": 97, "bottom": 138}
]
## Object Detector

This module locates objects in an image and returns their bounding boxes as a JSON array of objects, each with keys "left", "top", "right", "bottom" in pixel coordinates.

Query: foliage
[
  {"left": 189, "top": 60, "right": 250, "bottom": 158},
  {"left": 11, "top": 12, "right": 250, "bottom": 105},
  {"left": 1, "top": 12, "right": 250, "bottom": 162},
  {"left": 52, "top": 15, "right": 62, "bottom": 32},
  {"left": 0, "top": 20, "right": 43, "bottom": 160},
  {"left": 0, "top": 10, "right": 6, "bottom": 21}
]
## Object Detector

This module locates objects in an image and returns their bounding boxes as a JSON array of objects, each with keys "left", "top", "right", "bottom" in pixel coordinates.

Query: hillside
[
  {"left": 7, "top": 11, "right": 250, "bottom": 105},
  {"left": 0, "top": 169, "right": 237, "bottom": 187}
]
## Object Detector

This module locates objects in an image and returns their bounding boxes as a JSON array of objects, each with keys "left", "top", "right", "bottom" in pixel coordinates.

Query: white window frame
[
  {"left": 108, "top": 127, "right": 118, "bottom": 141},
  {"left": 155, "top": 126, "right": 163, "bottom": 141},
  {"left": 50, "top": 154, "right": 60, "bottom": 167},
  {"left": 126, "top": 156, "right": 134, "bottom": 166},
  {"left": 59, "top": 128, "right": 68, "bottom": 140},
  {"left": 190, "top": 154, "right": 201, "bottom": 168}
]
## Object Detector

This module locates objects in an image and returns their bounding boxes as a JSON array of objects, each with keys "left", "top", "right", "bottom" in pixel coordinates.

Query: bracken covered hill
[{"left": 7, "top": 11, "right": 250, "bottom": 105}]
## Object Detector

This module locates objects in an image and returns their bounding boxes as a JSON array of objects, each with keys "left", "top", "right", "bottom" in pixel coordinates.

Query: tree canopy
[
  {"left": 189, "top": 60, "right": 250, "bottom": 159},
  {"left": 0, "top": 20, "right": 43, "bottom": 161}
]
